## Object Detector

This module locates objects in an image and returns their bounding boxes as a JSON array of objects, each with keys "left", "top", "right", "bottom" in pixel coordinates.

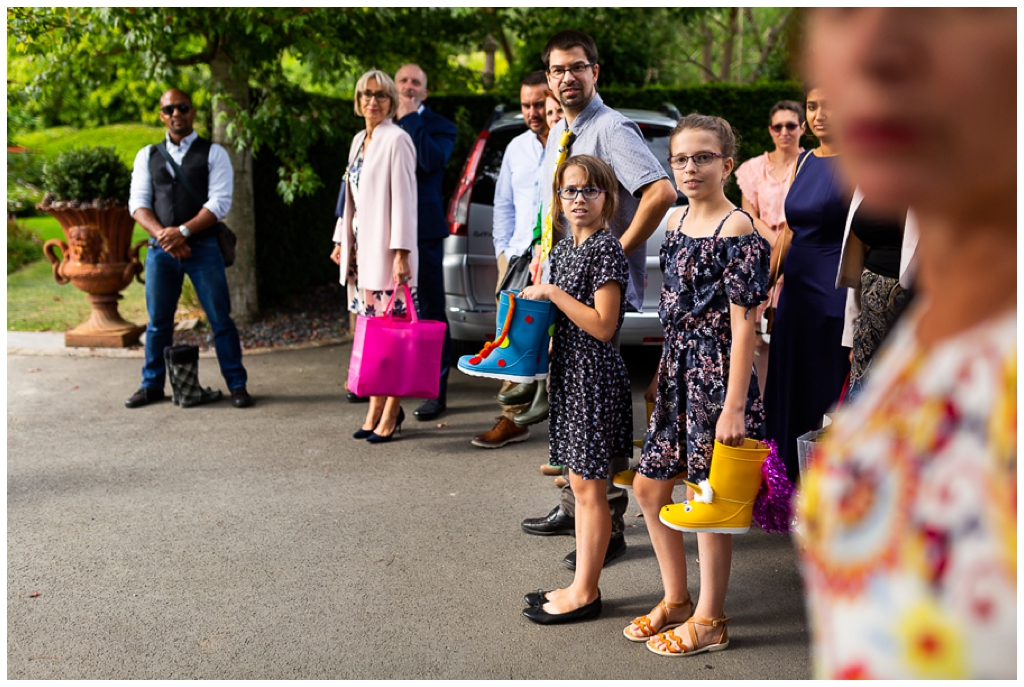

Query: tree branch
[{"left": 749, "top": 9, "right": 793, "bottom": 82}]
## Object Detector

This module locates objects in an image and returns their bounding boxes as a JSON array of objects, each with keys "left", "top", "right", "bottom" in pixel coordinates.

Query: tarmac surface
[{"left": 7, "top": 338, "right": 811, "bottom": 679}]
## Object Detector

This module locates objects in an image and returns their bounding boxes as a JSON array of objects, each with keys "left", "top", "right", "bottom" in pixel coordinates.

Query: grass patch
[
  {"left": 15, "top": 124, "right": 167, "bottom": 166},
  {"left": 7, "top": 220, "right": 44, "bottom": 274},
  {"left": 19, "top": 213, "right": 149, "bottom": 246}
]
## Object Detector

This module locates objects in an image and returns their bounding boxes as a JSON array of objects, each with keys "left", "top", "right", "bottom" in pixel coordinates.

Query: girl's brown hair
[
  {"left": 551, "top": 155, "right": 618, "bottom": 233},
  {"left": 669, "top": 113, "right": 739, "bottom": 160}
]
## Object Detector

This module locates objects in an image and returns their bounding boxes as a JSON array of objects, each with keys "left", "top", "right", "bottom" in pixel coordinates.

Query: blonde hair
[{"left": 353, "top": 69, "right": 399, "bottom": 118}]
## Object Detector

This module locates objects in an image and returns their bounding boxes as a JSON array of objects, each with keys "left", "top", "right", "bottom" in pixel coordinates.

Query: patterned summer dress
[
  {"left": 797, "top": 309, "right": 1015, "bottom": 679},
  {"left": 639, "top": 207, "right": 770, "bottom": 482},
  {"left": 346, "top": 145, "right": 416, "bottom": 318},
  {"left": 547, "top": 230, "right": 633, "bottom": 479}
]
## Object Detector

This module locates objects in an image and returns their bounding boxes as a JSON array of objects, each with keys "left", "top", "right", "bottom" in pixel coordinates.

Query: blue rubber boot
[{"left": 457, "top": 291, "right": 554, "bottom": 384}]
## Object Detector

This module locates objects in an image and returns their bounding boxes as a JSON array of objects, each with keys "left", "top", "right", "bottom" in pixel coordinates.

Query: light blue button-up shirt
[
  {"left": 128, "top": 131, "right": 234, "bottom": 221},
  {"left": 492, "top": 128, "right": 546, "bottom": 259}
]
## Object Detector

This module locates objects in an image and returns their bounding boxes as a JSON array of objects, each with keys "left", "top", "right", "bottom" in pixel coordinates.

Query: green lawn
[{"left": 15, "top": 123, "right": 167, "bottom": 166}]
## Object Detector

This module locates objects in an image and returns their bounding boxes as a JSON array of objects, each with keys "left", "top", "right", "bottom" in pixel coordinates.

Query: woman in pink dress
[{"left": 734, "top": 100, "right": 804, "bottom": 394}]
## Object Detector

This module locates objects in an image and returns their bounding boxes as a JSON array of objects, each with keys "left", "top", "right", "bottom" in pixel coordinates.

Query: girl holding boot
[
  {"left": 624, "top": 115, "right": 769, "bottom": 654},
  {"left": 519, "top": 155, "right": 633, "bottom": 624}
]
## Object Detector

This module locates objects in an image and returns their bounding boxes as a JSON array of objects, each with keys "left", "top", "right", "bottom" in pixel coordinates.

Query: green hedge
[{"left": 252, "top": 82, "right": 802, "bottom": 304}]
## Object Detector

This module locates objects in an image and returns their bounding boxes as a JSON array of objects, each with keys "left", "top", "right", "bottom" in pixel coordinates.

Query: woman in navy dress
[{"left": 763, "top": 87, "right": 851, "bottom": 481}]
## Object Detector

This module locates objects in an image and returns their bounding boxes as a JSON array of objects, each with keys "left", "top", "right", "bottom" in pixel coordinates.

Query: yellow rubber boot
[{"left": 658, "top": 439, "right": 769, "bottom": 534}]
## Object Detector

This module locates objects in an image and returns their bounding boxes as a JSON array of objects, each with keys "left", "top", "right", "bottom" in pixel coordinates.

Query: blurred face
[
  {"left": 520, "top": 84, "right": 548, "bottom": 136},
  {"left": 360, "top": 78, "right": 391, "bottom": 127},
  {"left": 546, "top": 46, "right": 599, "bottom": 114},
  {"left": 545, "top": 95, "right": 564, "bottom": 130},
  {"left": 158, "top": 90, "right": 195, "bottom": 138},
  {"left": 804, "top": 89, "right": 831, "bottom": 145},
  {"left": 395, "top": 65, "right": 428, "bottom": 105},
  {"left": 558, "top": 165, "right": 607, "bottom": 233},
  {"left": 669, "top": 129, "right": 733, "bottom": 203},
  {"left": 807, "top": 8, "right": 1016, "bottom": 216},
  {"left": 769, "top": 109, "right": 804, "bottom": 151}
]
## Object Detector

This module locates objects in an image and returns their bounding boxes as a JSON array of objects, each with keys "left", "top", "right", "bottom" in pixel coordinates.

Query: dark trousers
[
  {"left": 416, "top": 238, "right": 451, "bottom": 402},
  {"left": 557, "top": 329, "right": 628, "bottom": 536}
]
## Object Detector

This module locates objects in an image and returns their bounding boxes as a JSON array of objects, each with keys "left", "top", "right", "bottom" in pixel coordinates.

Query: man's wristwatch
[{"left": 178, "top": 225, "right": 191, "bottom": 238}]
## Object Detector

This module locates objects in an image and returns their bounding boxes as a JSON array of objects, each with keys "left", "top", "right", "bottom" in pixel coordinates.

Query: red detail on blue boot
[
  {"left": 498, "top": 359, "right": 506, "bottom": 367},
  {"left": 525, "top": 316, "right": 534, "bottom": 323}
]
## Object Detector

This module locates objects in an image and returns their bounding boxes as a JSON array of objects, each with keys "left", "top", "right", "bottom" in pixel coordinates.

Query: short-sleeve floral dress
[
  {"left": 640, "top": 207, "right": 771, "bottom": 482},
  {"left": 547, "top": 230, "right": 634, "bottom": 480},
  {"left": 345, "top": 146, "right": 416, "bottom": 318}
]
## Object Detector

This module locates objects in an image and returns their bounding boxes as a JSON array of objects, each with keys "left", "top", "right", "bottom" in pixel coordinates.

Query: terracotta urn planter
[{"left": 40, "top": 201, "right": 149, "bottom": 347}]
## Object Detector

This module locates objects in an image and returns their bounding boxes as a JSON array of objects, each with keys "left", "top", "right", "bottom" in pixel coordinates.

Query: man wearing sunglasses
[
  {"left": 393, "top": 63, "right": 459, "bottom": 423},
  {"left": 519, "top": 30, "right": 677, "bottom": 570},
  {"left": 125, "top": 88, "right": 252, "bottom": 409}
]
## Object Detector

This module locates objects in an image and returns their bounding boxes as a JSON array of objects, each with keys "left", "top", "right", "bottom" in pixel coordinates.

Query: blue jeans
[{"left": 141, "top": 235, "right": 247, "bottom": 391}]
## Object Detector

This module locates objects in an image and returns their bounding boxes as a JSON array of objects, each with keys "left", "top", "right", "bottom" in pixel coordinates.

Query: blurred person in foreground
[{"left": 797, "top": 8, "right": 1016, "bottom": 679}]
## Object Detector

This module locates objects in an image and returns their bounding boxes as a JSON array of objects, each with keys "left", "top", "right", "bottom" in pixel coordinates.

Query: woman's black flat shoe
[
  {"left": 524, "top": 589, "right": 551, "bottom": 607},
  {"left": 522, "top": 592, "right": 602, "bottom": 625}
]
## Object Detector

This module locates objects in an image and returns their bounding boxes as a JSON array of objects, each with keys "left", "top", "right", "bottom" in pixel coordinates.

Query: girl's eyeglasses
[
  {"left": 557, "top": 186, "right": 607, "bottom": 201},
  {"left": 667, "top": 152, "right": 726, "bottom": 169},
  {"left": 770, "top": 122, "right": 801, "bottom": 133}
]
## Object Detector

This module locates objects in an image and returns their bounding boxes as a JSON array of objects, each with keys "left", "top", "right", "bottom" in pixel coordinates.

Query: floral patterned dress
[
  {"left": 345, "top": 147, "right": 416, "bottom": 318},
  {"left": 639, "top": 208, "right": 770, "bottom": 482},
  {"left": 796, "top": 309, "right": 1016, "bottom": 679},
  {"left": 547, "top": 230, "right": 633, "bottom": 480}
]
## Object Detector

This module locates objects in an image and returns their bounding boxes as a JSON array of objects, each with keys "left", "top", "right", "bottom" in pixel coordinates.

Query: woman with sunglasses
[
  {"left": 761, "top": 86, "right": 851, "bottom": 481},
  {"left": 735, "top": 101, "right": 805, "bottom": 394},
  {"left": 331, "top": 69, "right": 418, "bottom": 443}
]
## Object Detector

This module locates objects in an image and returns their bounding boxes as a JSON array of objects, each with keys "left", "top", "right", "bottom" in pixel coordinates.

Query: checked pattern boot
[{"left": 163, "top": 345, "right": 222, "bottom": 408}]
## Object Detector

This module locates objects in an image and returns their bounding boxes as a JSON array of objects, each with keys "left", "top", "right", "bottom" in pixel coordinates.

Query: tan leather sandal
[
  {"left": 646, "top": 614, "right": 731, "bottom": 656},
  {"left": 622, "top": 596, "right": 694, "bottom": 643}
]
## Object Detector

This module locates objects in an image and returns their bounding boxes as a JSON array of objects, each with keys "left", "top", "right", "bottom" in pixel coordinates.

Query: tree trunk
[
  {"left": 210, "top": 50, "right": 259, "bottom": 324},
  {"left": 700, "top": 18, "right": 714, "bottom": 83},
  {"left": 719, "top": 8, "right": 739, "bottom": 83}
]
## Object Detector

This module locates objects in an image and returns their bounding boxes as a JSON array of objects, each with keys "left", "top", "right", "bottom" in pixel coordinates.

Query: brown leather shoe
[{"left": 471, "top": 417, "right": 529, "bottom": 449}]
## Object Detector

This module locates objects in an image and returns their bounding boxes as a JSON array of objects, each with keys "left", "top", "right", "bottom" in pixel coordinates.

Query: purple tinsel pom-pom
[{"left": 752, "top": 439, "right": 796, "bottom": 533}]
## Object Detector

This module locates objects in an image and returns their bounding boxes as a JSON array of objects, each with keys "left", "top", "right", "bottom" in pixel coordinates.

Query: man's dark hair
[
  {"left": 542, "top": 30, "right": 598, "bottom": 68},
  {"left": 521, "top": 70, "right": 548, "bottom": 87}
]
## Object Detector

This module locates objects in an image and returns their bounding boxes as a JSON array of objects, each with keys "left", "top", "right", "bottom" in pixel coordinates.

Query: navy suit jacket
[{"left": 396, "top": 105, "right": 458, "bottom": 242}]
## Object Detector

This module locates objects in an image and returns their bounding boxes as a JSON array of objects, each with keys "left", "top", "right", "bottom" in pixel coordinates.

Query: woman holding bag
[{"left": 331, "top": 69, "right": 419, "bottom": 443}]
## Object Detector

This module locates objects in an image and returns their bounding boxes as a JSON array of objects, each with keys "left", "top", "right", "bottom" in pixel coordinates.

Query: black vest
[{"left": 148, "top": 137, "right": 212, "bottom": 234}]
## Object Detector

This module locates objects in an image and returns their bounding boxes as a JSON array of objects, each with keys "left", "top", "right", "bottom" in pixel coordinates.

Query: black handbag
[
  {"left": 154, "top": 142, "right": 237, "bottom": 267},
  {"left": 498, "top": 247, "right": 534, "bottom": 295}
]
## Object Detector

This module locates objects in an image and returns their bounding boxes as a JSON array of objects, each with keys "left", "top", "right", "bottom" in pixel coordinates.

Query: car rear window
[{"left": 471, "top": 121, "right": 678, "bottom": 207}]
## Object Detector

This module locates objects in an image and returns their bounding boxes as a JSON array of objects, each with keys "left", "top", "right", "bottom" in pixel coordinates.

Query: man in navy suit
[{"left": 394, "top": 63, "right": 458, "bottom": 421}]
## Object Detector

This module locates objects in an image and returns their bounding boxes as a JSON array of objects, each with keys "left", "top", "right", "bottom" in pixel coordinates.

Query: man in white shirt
[
  {"left": 125, "top": 88, "right": 252, "bottom": 409},
  {"left": 470, "top": 71, "right": 550, "bottom": 449}
]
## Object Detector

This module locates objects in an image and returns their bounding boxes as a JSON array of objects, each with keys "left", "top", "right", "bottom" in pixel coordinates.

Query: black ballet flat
[
  {"left": 524, "top": 589, "right": 551, "bottom": 607},
  {"left": 522, "top": 592, "right": 602, "bottom": 625}
]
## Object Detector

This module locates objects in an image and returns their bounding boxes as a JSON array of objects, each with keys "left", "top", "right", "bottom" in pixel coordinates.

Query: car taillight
[{"left": 447, "top": 131, "right": 489, "bottom": 236}]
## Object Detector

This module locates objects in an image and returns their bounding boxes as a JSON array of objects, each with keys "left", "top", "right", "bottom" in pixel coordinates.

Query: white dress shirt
[
  {"left": 491, "top": 128, "right": 546, "bottom": 259},
  {"left": 128, "top": 130, "right": 234, "bottom": 221}
]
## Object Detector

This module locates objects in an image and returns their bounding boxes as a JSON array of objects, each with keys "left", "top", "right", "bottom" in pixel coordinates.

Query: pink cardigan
[{"left": 333, "top": 118, "right": 419, "bottom": 291}]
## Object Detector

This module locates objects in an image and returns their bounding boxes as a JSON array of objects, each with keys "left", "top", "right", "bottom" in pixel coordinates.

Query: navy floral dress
[
  {"left": 639, "top": 208, "right": 770, "bottom": 482},
  {"left": 548, "top": 231, "right": 634, "bottom": 480}
]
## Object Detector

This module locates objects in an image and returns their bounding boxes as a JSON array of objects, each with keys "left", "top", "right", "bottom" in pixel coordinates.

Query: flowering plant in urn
[{"left": 38, "top": 146, "right": 148, "bottom": 347}]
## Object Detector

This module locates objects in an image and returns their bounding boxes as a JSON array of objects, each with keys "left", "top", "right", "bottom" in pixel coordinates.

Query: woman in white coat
[{"left": 331, "top": 69, "right": 418, "bottom": 443}]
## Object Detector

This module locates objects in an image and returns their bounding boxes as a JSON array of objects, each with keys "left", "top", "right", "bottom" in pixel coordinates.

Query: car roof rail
[
  {"left": 660, "top": 103, "right": 682, "bottom": 121},
  {"left": 485, "top": 104, "right": 507, "bottom": 130}
]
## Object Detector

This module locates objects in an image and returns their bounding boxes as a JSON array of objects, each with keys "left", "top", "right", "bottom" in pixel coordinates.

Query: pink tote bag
[{"left": 347, "top": 283, "right": 447, "bottom": 399}]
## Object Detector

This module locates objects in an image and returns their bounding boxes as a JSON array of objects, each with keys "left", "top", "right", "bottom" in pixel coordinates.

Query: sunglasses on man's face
[
  {"left": 160, "top": 103, "right": 193, "bottom": 116},
  {"left": 770, "top": 122, "right": 801, "bottom": 133}
]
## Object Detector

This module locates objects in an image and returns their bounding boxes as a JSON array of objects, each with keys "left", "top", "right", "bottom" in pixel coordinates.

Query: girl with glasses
[
  {"left": 625, "top": 114, "right": 769, "bottom": 656},
  {"left": 734, "top": 100, "right": 805, "bottom": 394},
  {"left": 518, "top": 155, "right": 632, "bottom": 625}
]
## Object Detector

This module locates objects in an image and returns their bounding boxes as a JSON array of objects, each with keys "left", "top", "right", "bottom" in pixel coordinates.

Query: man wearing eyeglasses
[
  {"left": 393, "top": 63, "right": 459, "bottom": 422},
  {"left": 125, "top": 88, "right": 252, "bottom": 409},
  {"left": 519, "top": 30, "right": 677, "bottom": 570}
]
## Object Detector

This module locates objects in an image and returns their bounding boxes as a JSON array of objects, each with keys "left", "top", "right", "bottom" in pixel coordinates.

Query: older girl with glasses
[{"left": 330, "top": 69, "right": 418, "bottom": 443}]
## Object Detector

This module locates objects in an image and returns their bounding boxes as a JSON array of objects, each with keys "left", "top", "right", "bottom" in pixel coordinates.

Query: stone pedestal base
[{"left": 64, "top": 293, "right": 146, "bottom": 348}]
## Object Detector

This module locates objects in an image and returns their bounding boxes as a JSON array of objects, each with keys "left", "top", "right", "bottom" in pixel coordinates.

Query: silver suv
[{"left": 442, "top": 105, "right": 684, "bottom": 346}]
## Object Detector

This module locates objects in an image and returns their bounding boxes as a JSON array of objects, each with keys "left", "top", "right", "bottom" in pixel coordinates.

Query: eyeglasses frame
[
  {"left": 546, "top": 62, "right": 596, "bottom": 79},
  {"left": 666, "top": 152, "right": 727, "bottom": 170},
  {"left": 557, "top": 186, "right": 607, "bottom": 201}
]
